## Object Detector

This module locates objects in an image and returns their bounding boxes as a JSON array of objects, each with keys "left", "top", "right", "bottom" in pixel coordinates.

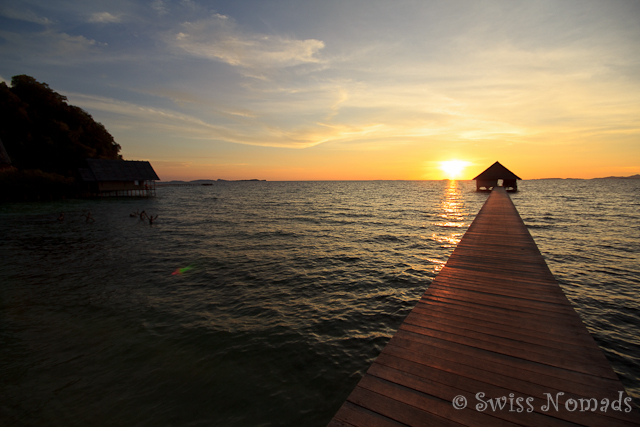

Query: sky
[{"left": 1, "top": 0, "right": 639, "bottom": 181}]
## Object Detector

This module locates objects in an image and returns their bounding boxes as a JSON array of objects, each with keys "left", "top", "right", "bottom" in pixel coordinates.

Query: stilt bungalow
[
  {"left": 78, "top": 158, "right": 160, "bottom": 197},
  {"left": 473, "top": 161, "right": 521, "bottom": 192}
]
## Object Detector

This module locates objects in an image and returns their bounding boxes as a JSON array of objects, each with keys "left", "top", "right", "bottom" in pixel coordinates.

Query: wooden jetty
[{"left": 329, "top": 187, "right": 639, "bottom": 427}]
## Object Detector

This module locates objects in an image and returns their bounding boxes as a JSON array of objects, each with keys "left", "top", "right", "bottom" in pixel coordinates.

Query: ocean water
[{"left": 0, "top": 179, "right": 638, "bottom": 426}]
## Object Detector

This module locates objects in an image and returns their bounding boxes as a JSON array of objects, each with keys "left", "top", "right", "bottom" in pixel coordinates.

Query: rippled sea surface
[{"left": 1, "top": 180, "right": 638, "bottom": 426}]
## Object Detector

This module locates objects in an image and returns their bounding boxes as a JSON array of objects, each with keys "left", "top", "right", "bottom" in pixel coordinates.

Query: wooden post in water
[{"left": 328, "top": 187, "right": 639, "bottom": 427}]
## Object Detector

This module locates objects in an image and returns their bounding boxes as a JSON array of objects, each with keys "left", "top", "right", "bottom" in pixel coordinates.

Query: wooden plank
[
  {"left": 411, "top": 305, "right": 595, "bottom": 348},
  {"left": 419, "top": 296, "right": 590, "bottom": 326},
  {"left": 389, "top": 330, "right": 622, "bottom": 389},
  {"left": 383, "top": 338, "right": 629, "bottom": 399},
  {"left": 406, "top": 308, "right": 601, "bottom": 351},
  {"left": 346, "top": 386, "right": 463, "bottom": 427},
  {"left": 366, "top": 361, "right": 612, "bottom": 426},
  {"left": 397, "top": 323, "right": 617, "bottom": 379},
  {"left": 331, "top": 402, "right": 407, "bottom": 427},
  {"left": 375, "top": 347, "right": 639, "bottom": 425},
  {"left": 328, "top": 187, "right": 640, "bottom": 426},
  {"left": 402, "top": 311, "right": 606, "bottom": 356},
  {"left": 357, "top": 375, "right": 518, "bottom": 427}
]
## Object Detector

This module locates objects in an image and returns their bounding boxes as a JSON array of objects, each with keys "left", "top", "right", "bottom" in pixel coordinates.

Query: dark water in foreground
[{"left": 1, "top": 180, "right": 638, "bottom": 426}]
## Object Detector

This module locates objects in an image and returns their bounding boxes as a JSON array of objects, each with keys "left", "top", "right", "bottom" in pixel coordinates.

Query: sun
[{"left": 440, "top": 160, "right": 469, "bottom": 180}]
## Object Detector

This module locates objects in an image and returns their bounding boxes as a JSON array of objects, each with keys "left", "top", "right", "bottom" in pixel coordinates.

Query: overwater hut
[
  {"left": 473, "top": 161, "right": 521, "bottom": 192},
  {"left": 78, "top": 159, "right": 160, "bottom": 197}
]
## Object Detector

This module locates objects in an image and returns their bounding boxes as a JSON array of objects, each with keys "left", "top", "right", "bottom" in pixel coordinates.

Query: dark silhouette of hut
[
  {"left": 78, "top": 159, "right": 160, "bottom": 197},
  {"left": 0, "top": 138, "right": 11, "bottom": 170},
  {"left": 473, "top": 161, "right": 521, "bottom": 192}
]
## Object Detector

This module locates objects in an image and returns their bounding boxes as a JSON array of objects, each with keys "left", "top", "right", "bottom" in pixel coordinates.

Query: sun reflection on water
[
  {"left": 431, "top": 180, "right": 468, "bottom": 247},
  {"left": 430, "top": 233, "right": 464, "bottom": 247},
  {"left": 425, "top": 258, "right": 447, "bottom": 273},
  {"left": 422, "top": 180, "right": 473, "bottom": 275}
]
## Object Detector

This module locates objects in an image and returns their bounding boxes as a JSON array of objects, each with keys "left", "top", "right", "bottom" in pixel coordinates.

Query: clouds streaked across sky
[{"left": 1, "top": 0, "right": 639, "bottom": 180}]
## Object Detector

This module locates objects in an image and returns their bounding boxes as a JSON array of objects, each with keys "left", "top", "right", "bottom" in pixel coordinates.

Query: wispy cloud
[
  {"left": 151, "top": 0, "right": 169, "bottom": 16},
  {"left": 67, "top": 92, "right": 224, "bottom": 134},
  {"left": 150, "top": 160, "right": 193, "bottom": 169},
  {"left": 66, "top": 91, "right": 385, "bottom": 149},
  {"left": 0, "top": 29, "right": 99, "bottom": 60},
  {"left": 169, "top": 13, "right": 325, "bottom": 69},
  {"left": 87, "top": 12, "right": 121, "bottom": 24},
  {"left": 0, "top": 6, "right": 52, "bottom": 25}
]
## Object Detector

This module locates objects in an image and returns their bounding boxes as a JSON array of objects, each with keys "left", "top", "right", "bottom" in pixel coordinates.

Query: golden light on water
[
  {"left": 430, "top": 180, "right": 467, "bottom": 251},
  {"left": 440, "top": 160, "right": 469, "bottom": 180},
  {"left": 423, "top": 180, "right": 469, "bottom": 274}
]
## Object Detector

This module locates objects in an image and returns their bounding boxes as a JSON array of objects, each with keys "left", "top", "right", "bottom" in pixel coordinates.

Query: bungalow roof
[
  {"left": 80, "top": 159, "right": 160, "bottom": 182},
  {"left": 473, "top": 161, "right": 521, "bottom": 181}
]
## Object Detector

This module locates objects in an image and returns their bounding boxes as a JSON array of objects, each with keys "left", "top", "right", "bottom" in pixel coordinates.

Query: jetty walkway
[{"left": 329, "top": 187, "right": 639, "bottom": 426}]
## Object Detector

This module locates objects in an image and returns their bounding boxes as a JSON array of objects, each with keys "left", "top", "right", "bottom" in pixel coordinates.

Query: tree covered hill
[
  {"left": 1, "top": 75, "right": 122, "bottom": 176},
  {"left": 0, "top": 75, "right": 123, "bottom": 200}
]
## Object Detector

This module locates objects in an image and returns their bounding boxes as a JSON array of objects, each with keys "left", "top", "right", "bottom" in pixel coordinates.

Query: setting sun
[{"left": 440, "top": 160, "right": 469, "bottom": 180}]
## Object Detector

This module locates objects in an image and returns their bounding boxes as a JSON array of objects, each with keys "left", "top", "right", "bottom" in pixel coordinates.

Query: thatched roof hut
[
  {"left": 79, "top": 159, "right": 160, "bottom": 196},
  {"left": 473, "top": 161, "right": 521, "bottom": 192}
]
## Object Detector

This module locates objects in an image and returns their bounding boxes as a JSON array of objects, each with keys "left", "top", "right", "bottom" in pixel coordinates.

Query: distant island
[
  {"left": 593, "top": 174, "right": 640, "bottom": 179},
  {"left": 159, "top": 179, "right": 266, "bottom": 186},
  {"left": 536, "top": 175, "right": 640, "bottom": 180}
]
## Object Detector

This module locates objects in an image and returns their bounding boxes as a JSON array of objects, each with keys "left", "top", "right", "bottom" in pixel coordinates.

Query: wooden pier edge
[{"left": 328, "top": 187, "right": 639, "bottom": 427}]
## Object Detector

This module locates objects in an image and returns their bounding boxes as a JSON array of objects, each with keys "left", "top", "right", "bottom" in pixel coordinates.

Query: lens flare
[{"left": 171, "top": 265, "right": 194, "bottom": 276}]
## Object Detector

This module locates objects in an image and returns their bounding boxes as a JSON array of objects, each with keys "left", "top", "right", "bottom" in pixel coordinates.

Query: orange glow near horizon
[{"left": 147, "top": 151, "right": 640, "bottom": 182}]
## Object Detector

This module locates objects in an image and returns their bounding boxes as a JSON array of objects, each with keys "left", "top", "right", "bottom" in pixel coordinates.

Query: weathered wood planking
[{"left": 328, "top": 187, "right": 639, "bottom": 427}]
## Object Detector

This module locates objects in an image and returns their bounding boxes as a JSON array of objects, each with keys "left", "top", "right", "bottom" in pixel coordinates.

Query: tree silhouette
[{"left": 0, "top": 75, "right": 122, "bottom": 177}]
